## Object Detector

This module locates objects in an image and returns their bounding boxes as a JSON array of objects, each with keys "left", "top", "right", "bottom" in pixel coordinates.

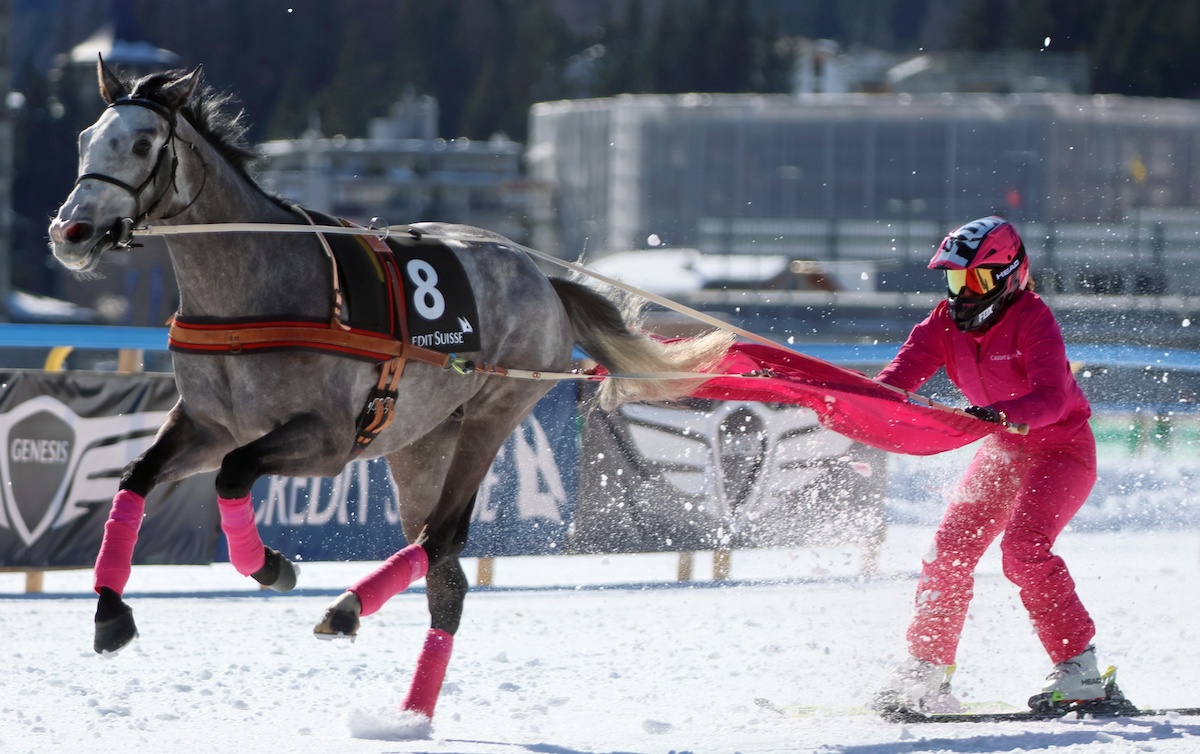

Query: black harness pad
[
  {"left": 307, "top": 210, "right": 482, "bottom": 354},
  {"left": 386, "top": 235, "right": 482, "bottom": 353}
]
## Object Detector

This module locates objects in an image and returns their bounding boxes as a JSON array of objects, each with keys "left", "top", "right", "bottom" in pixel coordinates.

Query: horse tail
[{"left": 549, "top": 277, "right": 734, "bottom": 410}]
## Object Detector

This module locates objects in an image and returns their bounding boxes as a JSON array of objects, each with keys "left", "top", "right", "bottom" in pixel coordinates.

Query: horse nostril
[{"left": 64, "top": 221, "right": 95, "bottom": 243}]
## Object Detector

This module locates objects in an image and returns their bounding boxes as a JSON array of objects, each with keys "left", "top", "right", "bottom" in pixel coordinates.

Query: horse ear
[
  {"left": 157, "top": 64, "right": 204, "bottom": 111},
  {"left": 97, "top": 54, "right": 127, "bottom": 104}
]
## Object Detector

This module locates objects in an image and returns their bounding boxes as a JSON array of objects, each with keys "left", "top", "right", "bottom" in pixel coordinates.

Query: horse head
[{"left": 48, "top": 56, "right": 202, "bottom": 273}]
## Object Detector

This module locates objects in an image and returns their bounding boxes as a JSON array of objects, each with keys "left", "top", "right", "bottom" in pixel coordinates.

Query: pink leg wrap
[
  {"left": 401, "top": 628, "right": 454, "bottom": 718},
  {"left": 93, "top": 490, "right": 146, "bottom": 595},
  {"left": 218, "top": 494, "right": 265, "bottom": 575},
  {"left": 349, "top": 544, "right": 429, "bottom": 617}
]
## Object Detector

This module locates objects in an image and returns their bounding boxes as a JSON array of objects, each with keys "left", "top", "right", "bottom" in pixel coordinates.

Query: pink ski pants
[{"left": 907, "top": 425, "right": 1097, "bottom": 666}]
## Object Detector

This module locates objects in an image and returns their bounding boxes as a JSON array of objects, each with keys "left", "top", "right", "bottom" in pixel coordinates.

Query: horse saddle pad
[{"left": 311, "top": 211, "right": 482, "bottom": 355}]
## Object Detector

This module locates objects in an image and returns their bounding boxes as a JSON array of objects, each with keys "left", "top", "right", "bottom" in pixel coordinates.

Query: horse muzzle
[{"left": 49, "top": 216, "right": 133, "bottom": 272}]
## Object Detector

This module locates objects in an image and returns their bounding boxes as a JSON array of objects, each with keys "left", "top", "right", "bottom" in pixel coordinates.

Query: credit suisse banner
[
  {"left": 0, "top": 371, "right": 580, "bottom": 568},
  {"left": 245, "top": 381, "right": 580, "bottom": 561}
]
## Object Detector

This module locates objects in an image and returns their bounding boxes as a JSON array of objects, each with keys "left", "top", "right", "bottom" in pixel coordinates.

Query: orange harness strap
[
  {"left": 166, "top": 210, "right": 460, "bottom": 454},
  {"left": 166, "top": 318, "right": 451, "bottom": 368}
]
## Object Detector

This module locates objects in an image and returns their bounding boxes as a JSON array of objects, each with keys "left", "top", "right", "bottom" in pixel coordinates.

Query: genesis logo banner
[{"left": 0, "top": 395, "right": 166, "bottom": 547}]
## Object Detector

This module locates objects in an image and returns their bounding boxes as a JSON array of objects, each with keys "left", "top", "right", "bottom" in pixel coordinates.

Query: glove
[{"left": 964, "top": 405, "right": 1004, "bottom": 424}]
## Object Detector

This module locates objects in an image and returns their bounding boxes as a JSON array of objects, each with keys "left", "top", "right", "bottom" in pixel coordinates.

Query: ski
[
  {"left": 884, "top": 706, "right": 1200, "bottom": 724},
  {"left": 760, "top": 666, "right": 1200, "bottom": 724},
  {"left": 755, "top": 698, "right": 1022, "bottom": 719},
  {"left": 879, "top": 669, "right": 1200, "bottom": 724}
]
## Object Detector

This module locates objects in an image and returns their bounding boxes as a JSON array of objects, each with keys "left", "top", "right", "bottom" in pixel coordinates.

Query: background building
[
  {"left": 527, "top": 91, "right": 1200, "bottom": 297},
  {"left": 793, "top": 42, "right": 1092, "bottom": 97},
  {"left": 256, "top": 90, "right": 551, "bottom": 245}
]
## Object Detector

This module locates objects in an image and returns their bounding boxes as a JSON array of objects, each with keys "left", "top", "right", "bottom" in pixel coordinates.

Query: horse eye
[{"left": 132, "top": 139, "right": 152, "bottom": 157}]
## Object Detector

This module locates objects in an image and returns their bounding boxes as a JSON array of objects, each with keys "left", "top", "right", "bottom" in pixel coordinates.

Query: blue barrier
[
  {"left": 2, "top": 324, "right": 1198, "bottom": 369},
  {"left": 0, "top": 324, "right": 169, "bottom": 351}
]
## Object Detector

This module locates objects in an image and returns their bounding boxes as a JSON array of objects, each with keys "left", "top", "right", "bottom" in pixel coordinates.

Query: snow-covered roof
[
  {"left": 587, "top": 249, "right": 790, "bottom": 296},
  {"left": 586, "top": 248, "right": 878, "bottom": 295},
  {"left": 7, "top": 289, "right": 95, "bottom": 324},
  {"left": 65, "top": 25, "right": 179, "bottom": 68}
]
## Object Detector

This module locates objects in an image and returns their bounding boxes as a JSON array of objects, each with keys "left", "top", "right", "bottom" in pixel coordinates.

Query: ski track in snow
[
  {"left": 0, "top": 310, "right": 1193, "bottom": 754},
  {"left": 2, "top": 525, "right": 1200, "bottom": 753}
]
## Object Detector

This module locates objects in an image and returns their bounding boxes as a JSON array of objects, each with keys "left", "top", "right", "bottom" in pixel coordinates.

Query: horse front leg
[{"left": 94, "top": 406, "right": 230, "bottom": 655}]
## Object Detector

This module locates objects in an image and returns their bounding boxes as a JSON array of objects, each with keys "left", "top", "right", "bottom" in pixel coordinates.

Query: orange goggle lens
[{"left": 946, "top": 268, "right": 996, "bottom": 296}]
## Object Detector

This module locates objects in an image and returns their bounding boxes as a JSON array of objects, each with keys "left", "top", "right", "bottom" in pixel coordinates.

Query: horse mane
[{"left": 125, "top": 69, "right": 270, "bottom": 191}]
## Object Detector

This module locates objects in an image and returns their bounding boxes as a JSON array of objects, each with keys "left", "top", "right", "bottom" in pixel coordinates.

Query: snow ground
[{"left": 2, "top": 524, "right": 1200, "bottom": 754}]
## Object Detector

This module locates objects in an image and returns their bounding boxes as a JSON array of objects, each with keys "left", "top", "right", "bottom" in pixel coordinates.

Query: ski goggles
[{"left": 945, "top": 268, "right": 998, "bottom": 297}]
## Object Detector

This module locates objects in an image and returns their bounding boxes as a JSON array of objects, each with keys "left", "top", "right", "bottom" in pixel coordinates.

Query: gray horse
[{"left": 48, "top": 58, "right": 729, "bottom": 719}]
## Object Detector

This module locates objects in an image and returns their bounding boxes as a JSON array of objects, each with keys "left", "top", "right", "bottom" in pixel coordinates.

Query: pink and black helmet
[{"left": 929, "top": 215, "right": 1029, "bottom": 331}]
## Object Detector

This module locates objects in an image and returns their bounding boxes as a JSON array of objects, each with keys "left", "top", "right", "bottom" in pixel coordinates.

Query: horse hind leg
[
  {"left": 314, "top": 545, "right": 466, "bottom": 717},
  {"left": 312, "top": 545, "right": 430, "bottom": 641},
  {"left": 316, "top": 511, "right": 471, "bottom": 717},
  {"left": 403, "top": 553, "right": 468, "bottom": 717},
  {"left": 398, "top": 397, "right": 545, "bottom": 719},
  {"left": 313, "top": 413, "right": 464, "bottom": 641},
  {"left": 316, "top": 394, "right": 533, "bottom": 719}
]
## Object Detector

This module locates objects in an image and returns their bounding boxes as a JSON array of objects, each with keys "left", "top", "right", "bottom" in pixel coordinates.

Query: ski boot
[
  {"left": 1028, "top": 646, "right": 1139, "bottom": 716},
  {"left": 873, "top": 657, "right": 962, "bottom": 719}
]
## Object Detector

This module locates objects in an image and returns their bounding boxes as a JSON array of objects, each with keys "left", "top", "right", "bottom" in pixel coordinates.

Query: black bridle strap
[{"left": 74, "top": 97, "right": 183, "bottom": 245}]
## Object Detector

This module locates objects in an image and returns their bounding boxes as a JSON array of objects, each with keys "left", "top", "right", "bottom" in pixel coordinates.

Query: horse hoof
[
  {"left": 94, "top": 587, "right": 138, "bottom": 655},
  {"left": 313, "top": 591, "right": 361, "bottom": 641},
  {"left": 252, "top": 547, "right": 300, "bottom": 592}
]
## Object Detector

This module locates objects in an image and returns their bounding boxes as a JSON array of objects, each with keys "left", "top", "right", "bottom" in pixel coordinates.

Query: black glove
[{"left": 964, "top": 405, "right": 1003, "bottom": 423}]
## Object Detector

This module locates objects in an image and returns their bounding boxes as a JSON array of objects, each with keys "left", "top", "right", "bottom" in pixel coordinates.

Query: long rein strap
[
  {"left": 146, "top": 221, "right": 729, "bottom": 384},
  {"left": 134, "top": 221, "right": 1002, "bottom": 424}
]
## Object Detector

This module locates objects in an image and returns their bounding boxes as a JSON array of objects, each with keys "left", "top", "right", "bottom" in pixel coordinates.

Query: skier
[{"left": 871, "top": 216, "right": 1110, "bottom": 715}]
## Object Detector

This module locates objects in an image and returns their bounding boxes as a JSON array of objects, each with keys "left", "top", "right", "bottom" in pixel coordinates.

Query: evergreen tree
[
  {"left": 593, "top": 0, "right": 650, "bottom": 96},
  {"left": 949, "top": 0, "right": 1015, "bottom": 51},
  {"left": 1090, "top": 0, "right": 1200, "bottom": 98}
]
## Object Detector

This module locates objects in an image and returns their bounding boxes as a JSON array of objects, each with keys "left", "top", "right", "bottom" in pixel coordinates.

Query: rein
[
  {"left": 132, "top": 223, "right": 935, "bottom": 381},
  {"left": 131, "top": 222, "right": 1028, "bottom": 434},
  {"left": 78, "top": 98, "right": 1021, "bottom": 440},
  {"left": 138, "top": 221, "right": 745, "bottom": 383}
]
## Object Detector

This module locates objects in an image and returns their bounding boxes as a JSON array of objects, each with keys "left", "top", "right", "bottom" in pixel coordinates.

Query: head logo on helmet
[{"left": 928, "top": 215, "right": 1029, "bottom": 332}]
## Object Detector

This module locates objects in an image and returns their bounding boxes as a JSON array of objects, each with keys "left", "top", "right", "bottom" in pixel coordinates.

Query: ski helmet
[{"left": 929, "top": 215, "right": 1029, "bottom": 331}]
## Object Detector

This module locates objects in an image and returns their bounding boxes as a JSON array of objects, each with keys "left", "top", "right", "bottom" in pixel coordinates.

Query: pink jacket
[{"left": 877, "top": 290, "right": 1091, "bottom": 448}]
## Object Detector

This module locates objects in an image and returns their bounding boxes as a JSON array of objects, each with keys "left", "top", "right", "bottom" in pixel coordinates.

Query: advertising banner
[
  {"left": 236, "top": 381, "right": 581, "bottom": 561},
  {"left": 0, "top": 372, "right": 580, "bottom": 568},
  {"left": 572, "top": 385, "right": 887, "bottom": 556},
  {"left": 0, "top": 369, "right": 883, "bottom": 570},
  {"left": 0, "top": 371, "right": 218, "bottom": 568}
]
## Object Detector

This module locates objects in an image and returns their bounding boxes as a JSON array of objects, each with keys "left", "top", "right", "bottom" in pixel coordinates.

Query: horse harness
[
  {"left": 167, "top": 208, "right": 488, "bottom": 454},
  {"left": 76, "top": 96, "right": 533, "bottom": 455}
]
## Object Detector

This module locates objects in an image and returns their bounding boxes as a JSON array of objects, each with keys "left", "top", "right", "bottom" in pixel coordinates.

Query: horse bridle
[{"left": 75, "top": 97, "right": 206, "bottom": 249}]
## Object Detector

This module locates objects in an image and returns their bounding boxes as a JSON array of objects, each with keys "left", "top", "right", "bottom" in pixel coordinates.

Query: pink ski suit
[{"left": 877, "top": 289, "right": 1096, "bottom": 666}]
